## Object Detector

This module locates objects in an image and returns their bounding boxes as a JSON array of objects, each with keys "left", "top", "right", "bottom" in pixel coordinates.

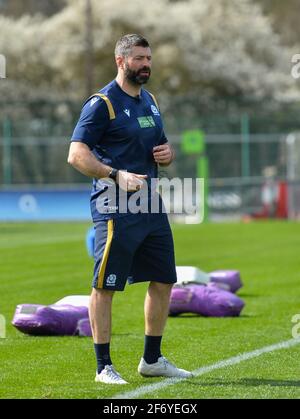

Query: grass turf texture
[{"left": 0, "top": 221, "right": 300, "bottom": 399}]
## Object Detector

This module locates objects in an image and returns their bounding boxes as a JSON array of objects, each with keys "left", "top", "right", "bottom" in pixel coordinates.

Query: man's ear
[{"left": 115, "top": 55, "right": 124, "bottom": 70}]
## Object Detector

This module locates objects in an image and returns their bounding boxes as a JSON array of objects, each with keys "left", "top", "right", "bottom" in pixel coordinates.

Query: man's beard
[{"left": 124, "top": 64, "right": 151, "bottom": 85}]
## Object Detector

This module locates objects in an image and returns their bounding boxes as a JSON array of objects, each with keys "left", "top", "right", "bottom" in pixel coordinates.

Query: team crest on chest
[{"left": 151, "top": 105, "right": 159, "bottom": 116}]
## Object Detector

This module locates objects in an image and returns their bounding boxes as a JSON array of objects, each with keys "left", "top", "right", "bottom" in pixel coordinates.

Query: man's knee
[
  {"left": 149, "top": 281, "right": 173, "bottom": 295},
  {"left": 91, "top": 287, "right": 115, "bottom": 300}
]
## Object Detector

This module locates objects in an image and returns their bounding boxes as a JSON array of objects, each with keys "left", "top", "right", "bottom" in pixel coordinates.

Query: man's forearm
[{"left": 68, "top": 142, "right": 112, "bottom": 179}]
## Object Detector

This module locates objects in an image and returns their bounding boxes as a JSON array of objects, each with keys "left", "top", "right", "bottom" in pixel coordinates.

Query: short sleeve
[
  {"left": 71, "top": 97, "right": 110, "bottom": 149},
  {"left": 159, "top": 130, "right": 168, "bottom": 145}
]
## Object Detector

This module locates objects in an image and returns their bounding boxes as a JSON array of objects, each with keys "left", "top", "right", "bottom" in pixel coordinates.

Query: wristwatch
[{"left": 108, "top": 168, "right": 118, "bottom": 182}]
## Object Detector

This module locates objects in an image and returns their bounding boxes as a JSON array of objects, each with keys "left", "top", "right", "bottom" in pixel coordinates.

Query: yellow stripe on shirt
[
  {"left": 89, "top": 93, "right": 116, "bottom": 120},
  {"left": 149, "top": 93, "right": 159, "bottom": 110}
]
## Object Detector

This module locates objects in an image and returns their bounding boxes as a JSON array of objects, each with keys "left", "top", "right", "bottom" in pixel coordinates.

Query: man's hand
[
  {"left": 68, "top": 143, "right": 147, "bottom": 191},
  {"left": 117, "top": 170, "right": 148, "bottom": 192},
  {"left": 153, "top": 144, "right": 174, "bottom": 166}
]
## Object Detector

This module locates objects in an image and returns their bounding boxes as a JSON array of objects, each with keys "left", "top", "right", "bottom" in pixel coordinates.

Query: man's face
[{"left": 122, "top": 46, "right": 152, "bottom": 85}]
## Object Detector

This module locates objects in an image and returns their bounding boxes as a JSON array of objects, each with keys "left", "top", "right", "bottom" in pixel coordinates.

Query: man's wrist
[{"left": 108, "top": 167, "right": 119, "bottom": 182}]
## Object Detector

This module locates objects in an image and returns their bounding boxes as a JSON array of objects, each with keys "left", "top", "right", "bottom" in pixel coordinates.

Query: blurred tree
[
  {"left": 0, "top": 0, "right": 66, "bottom": 17},
  {"left": 84, "top": 0, "right": 94, "bottom": 97},
  {"left": 0, "top": 0, "right": 299, "bottom": 109},
  {"left": 255, "top": 0, "right": 300, "bottom": 45}
]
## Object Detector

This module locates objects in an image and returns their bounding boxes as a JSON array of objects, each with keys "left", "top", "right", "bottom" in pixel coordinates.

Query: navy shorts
[{"left": 92, "top": 212, "right": 177, "bottom": 291}]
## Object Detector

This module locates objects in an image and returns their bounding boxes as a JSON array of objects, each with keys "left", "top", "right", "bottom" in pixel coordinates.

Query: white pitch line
[{"left": 113, "top": 337, "right": 300, "bottom": 399}]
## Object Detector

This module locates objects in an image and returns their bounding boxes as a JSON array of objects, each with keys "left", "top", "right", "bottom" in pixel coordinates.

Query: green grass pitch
[{"left": 1, "top": 221, "right": 300, "bottom": 399}]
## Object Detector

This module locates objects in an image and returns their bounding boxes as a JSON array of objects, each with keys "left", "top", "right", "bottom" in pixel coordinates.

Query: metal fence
[
  {"left": 0, "top": 123, "right": 291, "bottom": 220},
  {"left": 0, "top": 115, "right": 288, "bottom": 185},
  {"left": 2, "top": 95, "right": 299, "bottom": 221}
]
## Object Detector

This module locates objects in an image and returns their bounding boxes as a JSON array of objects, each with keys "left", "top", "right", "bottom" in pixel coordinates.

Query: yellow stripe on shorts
[{"left": 97, "top": 219, "right": 114, "bottom": 289}]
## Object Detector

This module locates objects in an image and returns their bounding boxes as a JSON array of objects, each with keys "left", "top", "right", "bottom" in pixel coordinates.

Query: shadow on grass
[
  {"left": 189, "top": 377, "right": 300, "bottom": 388},
  {"left": 169, "top": 314, "right": 254, "bottom": 319}
]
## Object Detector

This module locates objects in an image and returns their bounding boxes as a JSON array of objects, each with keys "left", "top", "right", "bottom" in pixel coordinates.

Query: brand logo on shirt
[
  {"left": 106, "top": 274, "right": 117, "bottom": 287},
  {"left": 90, "top": 97, "right": 100, "bottom": 107},
  {"left": 137, "top": 116, "right": 156, "bottom": 128},
  {"left": 151, "top": 105, "right": 159, "bottom": 115},
  {"left": 123, "top": 109, "right": 130, "bottom": 117}
]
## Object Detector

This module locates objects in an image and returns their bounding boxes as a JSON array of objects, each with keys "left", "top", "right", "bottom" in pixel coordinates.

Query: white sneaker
[
  {"left": 138, "top": 356, "right": 193, "bottom": 378},
  {"left": 95, "top": 365, "right": 128, "bottom": 384}
]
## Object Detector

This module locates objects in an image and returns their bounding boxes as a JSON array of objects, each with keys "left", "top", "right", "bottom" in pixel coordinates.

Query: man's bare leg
[
  {"left": 142, "top": 281, "right": 173, "bottom": 364},
  {"left": 89, "top": 288, "right": 114, "bottom": 343},
  {"left": 144, "top": 281, "right": 173, "bottom": 336},
  {"left": 139, "top": 281, "right": 193, "bottom": 377},
  {"left": 89, "top": 288, "right": 128, "bottom": 384},
  {"left": 89, "top": 288, "right": 114, "bottom": 375}
]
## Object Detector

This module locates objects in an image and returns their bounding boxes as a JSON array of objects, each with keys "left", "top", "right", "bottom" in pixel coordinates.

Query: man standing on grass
[{"left": 68, "top": 34, "right": 192, "bottom": 384}]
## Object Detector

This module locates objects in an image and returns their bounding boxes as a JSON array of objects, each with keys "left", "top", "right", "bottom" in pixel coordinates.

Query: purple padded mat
[
  {"left": 12, "top": 304, "right": 89, "bottom": 336},
  {"left": 169, "top": 283, "right": 244, "bottom": 317},
  {"left": 209, "top": 270, "right": 242, "bottom": 293}
]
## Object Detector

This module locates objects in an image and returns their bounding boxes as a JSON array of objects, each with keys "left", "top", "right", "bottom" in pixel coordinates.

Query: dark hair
[{"left": 115, "top": 34, "right": 150, "bottom": 57}]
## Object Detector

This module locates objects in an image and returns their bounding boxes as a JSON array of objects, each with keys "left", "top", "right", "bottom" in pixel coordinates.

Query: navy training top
[{"left": 71, "top": 79, "right": 168, "bottom": 221}]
